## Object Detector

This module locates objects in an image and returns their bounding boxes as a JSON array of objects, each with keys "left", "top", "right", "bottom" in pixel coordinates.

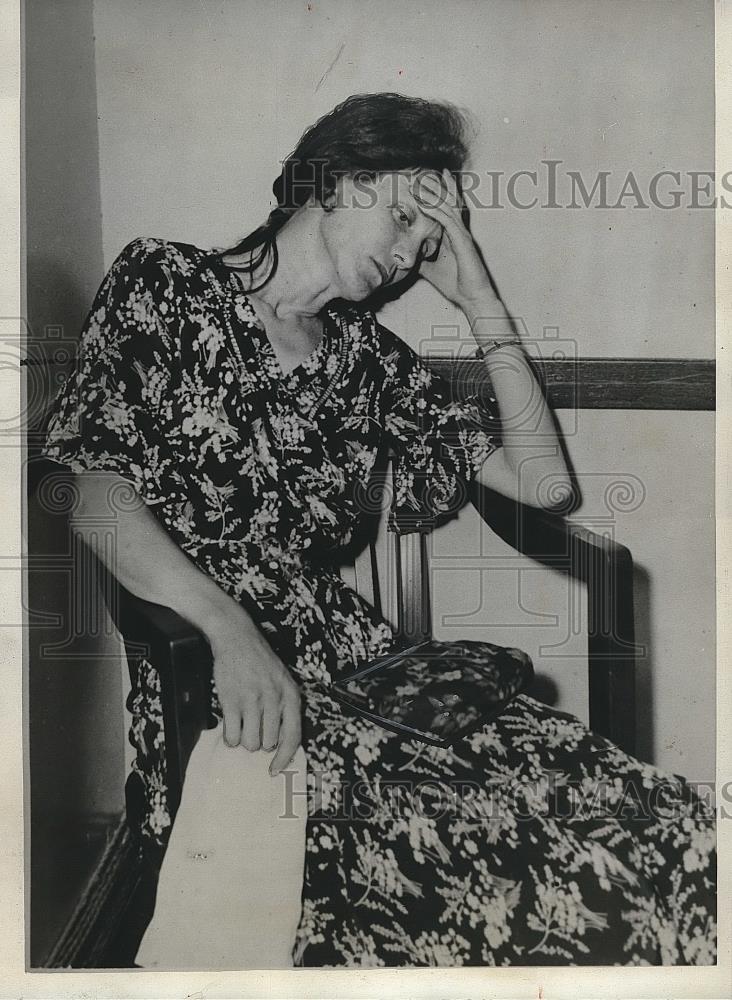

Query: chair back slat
[
  {"left": 350, "top": 538, "right": 382, "bottom": 619},
  {"left": 340, "top": 454, "right": 431, "bottom": 644},
  {"left": 394, "top": 530, "right": 432, "bottom": 645},
  {"left": 367, "top": 537, "right": 383, "bottom": 620}
]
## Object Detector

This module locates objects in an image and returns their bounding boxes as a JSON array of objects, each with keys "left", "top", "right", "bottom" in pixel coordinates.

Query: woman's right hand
[
  {"left": 71, "top": 472, "right": 303, "bottom": 777},
  {"left": 208, "top": 611, "right": 302, "bottom": 776}
]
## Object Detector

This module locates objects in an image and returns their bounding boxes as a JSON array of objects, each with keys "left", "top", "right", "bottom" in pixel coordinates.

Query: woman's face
[{"left": 318, "top": 170, "right": 445, "bottom": 301}]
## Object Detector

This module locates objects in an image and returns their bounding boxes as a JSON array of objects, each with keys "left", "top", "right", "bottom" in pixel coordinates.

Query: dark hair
[{"left": 211, "top": 92, "right": 472, "bottom": 292}]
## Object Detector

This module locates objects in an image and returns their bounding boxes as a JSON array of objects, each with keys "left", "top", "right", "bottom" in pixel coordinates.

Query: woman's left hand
[{"left": 412, "top": 168, "right": 495, "bottom": 312}]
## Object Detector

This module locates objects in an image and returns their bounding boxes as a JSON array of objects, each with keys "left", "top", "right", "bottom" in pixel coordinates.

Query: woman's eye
[{"left": 394, "top": 207, "right": 411, "bottom": 225}]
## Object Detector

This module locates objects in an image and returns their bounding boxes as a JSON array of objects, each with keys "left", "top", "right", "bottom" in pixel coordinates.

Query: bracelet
[{"left": 474, "top": 339, "right": 522, "bottom": 359}]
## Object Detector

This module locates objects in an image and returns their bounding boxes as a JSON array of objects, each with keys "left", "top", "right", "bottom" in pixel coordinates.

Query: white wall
[
  {"left": 93, "top": 0, "right": 714, "bottom": 359},
  {"left": 351, "top": 406, "right": 715, "bottom": 785},
  {"left": 92, "top": 0, "right": 716, "bottom": 782}
]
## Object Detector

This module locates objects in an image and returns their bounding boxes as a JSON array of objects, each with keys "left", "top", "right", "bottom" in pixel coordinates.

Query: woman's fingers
[
  {"left": 269, "top": 696, "right": 302, "bottom": 777},
  {"left": 222, "top": 693, "right": 287, "bottom": 757},
  {"left": 412, "top": 195, "right": 454, "bottom": 234},
  {"left": 212, "top": 632, "right": 301, "bottom": 768},
  {"left": 415, "top": 170, "right": 457, "bottom": 207},
  {"left": 222, "top": 701, "right": 243, "bottom": 748},
  {"left": 416, "top": 170, "right": 464, "bottom": 220},
  {"left": 260, "top": 696, "right": 282, "bottom": 752},
  {"left": 431, "top": 167, "right": 462, "bottom": 211},
  {"left": 240, "top": 697, "right": 263, "bottom": 752},
  {"left": 441, "top": 167, "right": 463, "bottom": 205},
  {"left": 413, "top": 170, "right": 445, "bottom": 203},
  {"left": 414, "top": 178, "right": 464, "bottom": 237}
]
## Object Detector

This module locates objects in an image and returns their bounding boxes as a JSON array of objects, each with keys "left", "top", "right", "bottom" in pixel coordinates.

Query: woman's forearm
[
  {"left": 409, "top": 170, "right": 571, "bottom": 509},
  {"left": 463, "top": 295, "right": 573, "bottom": 508},
  {"left": 72, "top": 470, "right": 303, "bottom": 766},
  {"left": 71, "top": 471, "right": 254, "bottom": 643}
]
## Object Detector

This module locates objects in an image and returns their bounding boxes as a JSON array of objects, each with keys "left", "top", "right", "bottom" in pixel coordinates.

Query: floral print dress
[{"left": 42, "top": 238, "right": 716, "bottom": 967}]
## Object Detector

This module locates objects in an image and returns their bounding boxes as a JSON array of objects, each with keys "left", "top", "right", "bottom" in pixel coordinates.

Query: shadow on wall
[
  {"left": 26, "top": 257, "right": 127, "bottom": 966},
  {"left": 26, "top": 256, "right": 90, "bottom": 442},
  {"left": 528, "top": 673, "right": 560, "bottom": 708},
  {"left": 26, "top": 0, "right": 113, "bottom": 965},
  {"left": 633, "top": 564, "right": 655, "bottom": 766}
]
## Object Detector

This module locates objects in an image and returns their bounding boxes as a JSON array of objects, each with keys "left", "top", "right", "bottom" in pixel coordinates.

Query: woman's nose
[{"left": 391, "top": 238, "right": 421, "bottom": 272}]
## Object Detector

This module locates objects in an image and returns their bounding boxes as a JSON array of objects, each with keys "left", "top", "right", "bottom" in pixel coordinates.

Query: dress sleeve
[
  {"left": 378, "top": 326, "right": 503, "bottom": 534},
  {"left": 41, "top": 238, "right": 180, "bottom": 507}
]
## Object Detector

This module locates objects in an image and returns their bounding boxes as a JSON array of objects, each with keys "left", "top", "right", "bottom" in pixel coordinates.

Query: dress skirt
[{"left": 125, "top": 557, "right": 717, "bottom": 969}]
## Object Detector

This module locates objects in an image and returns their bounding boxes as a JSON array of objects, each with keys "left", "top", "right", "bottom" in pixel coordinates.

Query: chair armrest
[
  {"left": 115, "top": 588, "right": 214, "bottom": 817},
  {"left": 117, "top": 589, "right": 208, "bottom": 654},
  {"left": 469, "top": 481, "right": 631, "bottom": 563},
  {"left": 469, "top": 482, "right": 637, "bottom": 754}
]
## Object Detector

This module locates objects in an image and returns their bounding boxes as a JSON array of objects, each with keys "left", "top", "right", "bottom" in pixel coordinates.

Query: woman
[{"left": 42, "top": 93, "right": 715, "bottom": 967}]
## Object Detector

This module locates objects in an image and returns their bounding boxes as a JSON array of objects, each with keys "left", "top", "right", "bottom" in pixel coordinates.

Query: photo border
[{"left": 1, "top": 0, "right": 729, "bottom": 995}]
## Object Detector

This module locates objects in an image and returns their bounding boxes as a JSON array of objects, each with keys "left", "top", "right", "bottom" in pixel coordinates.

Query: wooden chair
[
  {"left": 28, "top": 451, "right": 638, "bottom": 966},
  {"left": 113, "top": 469, "right": 638, "bottom": 826}
]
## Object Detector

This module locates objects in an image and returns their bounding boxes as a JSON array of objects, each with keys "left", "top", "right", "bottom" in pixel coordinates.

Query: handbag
[{"left": 329, "top": 637, "right": 534, "bottom": 748}]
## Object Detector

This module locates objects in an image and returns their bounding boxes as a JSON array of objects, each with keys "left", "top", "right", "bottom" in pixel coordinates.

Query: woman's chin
[{"left": 346, "top": 277, "right": 380, "bottom": 303}]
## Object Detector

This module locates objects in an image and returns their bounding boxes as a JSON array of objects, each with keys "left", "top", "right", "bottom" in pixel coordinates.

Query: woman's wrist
[
  {"left": 474, "top": 338, "right": 523, "bottom": 360},
  {"left": 181, "top": 576, "right": 256, "bottom": 646},
  {"left": 466, "top": 308, "right": 522, "bottom": 355}
]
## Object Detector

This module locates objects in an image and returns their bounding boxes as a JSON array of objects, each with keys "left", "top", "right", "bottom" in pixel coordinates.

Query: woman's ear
[
  {"left": 321, "top": 187, "right": 337, "bottom": 213},
  {"left": 322, "top": 172, "right": 352, "bottom": 213}
]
